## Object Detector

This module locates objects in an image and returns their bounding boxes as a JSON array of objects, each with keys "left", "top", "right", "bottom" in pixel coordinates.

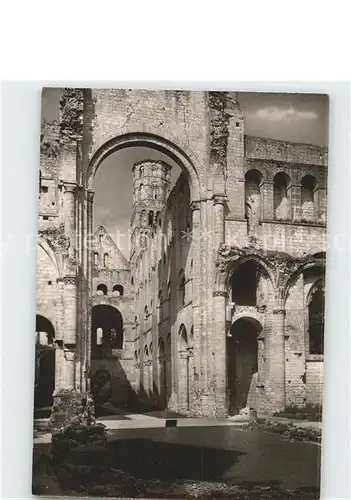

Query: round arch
[
  {"left": 36, "top": 314, "right": 55, "bottom": 344},
  {"left": 178, "top": 324, "right": 188, "bottom": 351},
  {"left": 283, "top": 261, "right": 325, "bottom": 304},
  {"left": 226, "top": 255, "right": 276, "bottom": 290},
  {"left": 87, "top": 132, "right": 200, "bottom": 201},
  {"left": 91, "top": 304, "right": 124, "bottom": 357}
]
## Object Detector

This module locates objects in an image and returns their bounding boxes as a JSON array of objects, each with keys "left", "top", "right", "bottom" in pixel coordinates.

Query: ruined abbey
[{"left": 35, "top": 89, "right": 327, "bottom": 417}]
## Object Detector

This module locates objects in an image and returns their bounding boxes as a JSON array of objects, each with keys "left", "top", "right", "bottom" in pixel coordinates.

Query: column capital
[
  {"left": 63, "top": 181, "right": 77, "bottom": 194},
  {"left": 273, "top": 308, "right": 286, "bottom": 316},
  {"left": 213, "top": 290, "right": 228, "bottom": 298},
  {"left": 63, "top": 275, "right": 78, "bottom": 286},
  {"left": 87, "top": 189, "right": 95, "bottom": 203},
  {"left": 212, "top": 195, "right": 227, "bottom": 206},
  {"left": 190, "top": 200, "right": 201, "bottom": 212},
  {"left": 64, "top": 349, "right": 76, "bottom": 361}
]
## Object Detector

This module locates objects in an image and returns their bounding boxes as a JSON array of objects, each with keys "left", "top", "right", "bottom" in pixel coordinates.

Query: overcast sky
[{"left": 42, "top": 89, "right": 328, "bottom": 257}]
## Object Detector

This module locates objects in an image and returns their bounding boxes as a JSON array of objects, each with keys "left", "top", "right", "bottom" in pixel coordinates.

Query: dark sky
[{"left": 42, "top": 88, "right": 328, "bottom": 256}]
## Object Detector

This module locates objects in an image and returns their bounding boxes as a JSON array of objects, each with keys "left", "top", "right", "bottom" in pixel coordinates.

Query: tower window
[
  {"left": 148, "top": 211, "right": 154, "bottom": 226},
  {"left": 112, "top": 285, "right": 124, "bottom": 297},
  {"left": 97, "top": 284, "right": 108, "bottom": 296}
]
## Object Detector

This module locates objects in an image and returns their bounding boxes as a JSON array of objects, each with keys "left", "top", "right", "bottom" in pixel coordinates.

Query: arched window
[
  {"left": 301, "top": 175, "right": 318, "bottom": 221},
  {"left": 139, "top": 165, "right": 144, "bottom": 177},
  {"left": 103, "top": 253, "right": 109, "bottom": 268},
  {"left": 94, "top": 252, "right": 99, "bottom": 266},
  {"left": 178, "top": 324, "right": 188, "bottom": 351},
  {"left": 144, "top": 305, "right": 148, "bottom": 320},
  {"left": 139, "top": 183, "right": 144, "bottom": 200},
  {"left": 245, "top": 169, "right": 262, "bottom": 232},
  {"left": 148, "top": 210, "right": 154, "bottom": 226},
  {"left": 131, "top": 276, "right": 134, "bottom": 286},
  {"left": 230, "top": 260, "right": 264, "bottom": 306},
  {"left": 96, "top": 284, "right": 107, "bottom": 296},
  {"left": 112, "top": 284, "right": 124, "bottom": 296},
  {"left": 178, "top": 269, "right": 185, "bottom": 308},
  {"left": 152, "top": 184, "right": 158, "bottom": 200},
  {"left": 308, "top": 282, "right": 325, "bottom": 355},
  {"left": 273, "top": 172, "right": 290, "bottom": 220}
]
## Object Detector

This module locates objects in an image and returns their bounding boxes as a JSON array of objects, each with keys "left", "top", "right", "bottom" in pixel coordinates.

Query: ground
[{"left": 33, "top": 407, "right": 321, "bottom": 499}]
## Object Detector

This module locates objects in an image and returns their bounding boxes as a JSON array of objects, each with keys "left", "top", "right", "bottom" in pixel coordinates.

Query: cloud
[{"left": 250, "top": 106, "right": 318, "bottom": 122}]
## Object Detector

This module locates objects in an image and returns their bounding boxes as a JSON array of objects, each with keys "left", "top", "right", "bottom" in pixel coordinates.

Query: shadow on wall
[{"left": 90, "top": 357, "right": 169, "bottom": 415}]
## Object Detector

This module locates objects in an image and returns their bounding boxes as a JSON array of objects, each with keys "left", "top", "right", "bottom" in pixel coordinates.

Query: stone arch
[
  {"left": 227, "top": 256, "right": 276, "bottom": 306},
  {"left": 112, "top": 284, "right": 124, "bottom": 296},
  {"left": 91, "top": 304, "right": 123, "bottom": 358},
  {"left": 96, "top": 283, "right": 108, "bottom": 296},
  {"left": 178, "top": 324, "right": 188, "bottom": 350},
  {"left": 87, "top": 132, "right": 200, "bottom": 201},
  {"left": 283, "top": 260, "right": 325, "bottom": 305}
]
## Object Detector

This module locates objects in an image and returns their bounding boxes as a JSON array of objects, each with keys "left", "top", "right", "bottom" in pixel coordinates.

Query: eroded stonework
[{"left": 35, "top": 89, "right": 327, "bottom": 417}]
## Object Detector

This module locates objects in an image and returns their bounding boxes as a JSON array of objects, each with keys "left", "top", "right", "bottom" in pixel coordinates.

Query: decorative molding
[
  {"left": 63, "top": 182, "right": 77, "bottom": 194},
  {"left": 213, "top": 195, "right": 227, "bottom": 206},
  {"left": 63, "top": 275, "right": 77, "bottom": 286},
  {"left": 190, "top": 200, "right": 201, "bottom": 212},
  {"left": 273, "top": 308, "right": 286, "bottom": 316},
  {"left": 213, "top": 290, "right": 228, "bottom": 298}
]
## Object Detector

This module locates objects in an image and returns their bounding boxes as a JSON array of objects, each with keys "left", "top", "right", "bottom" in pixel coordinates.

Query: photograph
[{"left": 33, "top": 88, "right": 328, "bottom": 498}]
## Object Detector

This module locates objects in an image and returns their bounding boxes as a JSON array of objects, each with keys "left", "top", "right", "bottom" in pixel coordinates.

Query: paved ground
[
  {"left": 33, "top": 408, "right": 321, "bottom": 492},
  {"left": 100, "top": 413, "right": 321, "bottom": 492}
]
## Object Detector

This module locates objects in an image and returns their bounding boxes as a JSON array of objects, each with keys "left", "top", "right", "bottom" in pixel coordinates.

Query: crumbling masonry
[{"left": 35, "top": 89, "right": 327, "bottom": 417}]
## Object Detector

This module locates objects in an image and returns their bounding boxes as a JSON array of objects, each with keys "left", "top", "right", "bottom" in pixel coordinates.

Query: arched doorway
[
  {"left": 35, "top": 315, "right": 55, "bottom": 408},
  {"left": 91, "top": 305, "right": 123, "bottom": 359},
  {"left": 227, "top": 318, "right": 262, "bottom": 414}
]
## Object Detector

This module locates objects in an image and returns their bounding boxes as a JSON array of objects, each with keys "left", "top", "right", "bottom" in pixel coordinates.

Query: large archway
[
  {"left": 227, "top": 317, "right": 262, "bottom": 415},
  {"left": 35, "top": 315, "right": 55, "bottom": 408},
  {"left": 91, "top": 305, "right": 123, "bottom": 359}
]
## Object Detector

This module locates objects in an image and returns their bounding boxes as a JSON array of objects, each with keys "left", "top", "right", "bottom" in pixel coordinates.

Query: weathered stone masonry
[{"left": 35, "top": 89, "right": 327, "bottom": 417}]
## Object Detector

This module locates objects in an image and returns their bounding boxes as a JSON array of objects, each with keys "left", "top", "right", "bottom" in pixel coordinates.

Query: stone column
[
  {"left": 213, "top": 290, "right": 228, "bottom": 416},
  {"left": 291, "top": 184, "right": 302, "bottom": 222},
  {"left": 63, "top": 349, "right": 76, "bottom": 389},
  {"left": 318, "top": 187, "right": 327, "bottom": 223},
  {"left": 61, "top": 275, "right": 77, "bottom": 389},
  {"left": 213, "top": 195, "right": 226, "bottom": 252},
  {"left": 212, "top": 196, "right": 227, "bottom": 416},
  {"left": 190, "top": 201, "right": 203, "bottom": 412},
  {"left": 63, "top": 182, "right": 77, "bottom": 261},
  {"left": 262, "top": 181, "right": 273, "bottom": 221},
  {"left": 84, "top": 189, "right": 94, "bottom": 392},
  {"left": 267, "top": 306, "right": 286, "bottom": 413}
]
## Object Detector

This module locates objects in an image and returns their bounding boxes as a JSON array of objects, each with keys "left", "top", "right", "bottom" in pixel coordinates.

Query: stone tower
[{"left": 130, "top": 159, "right": 172, "bottom": 260}]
